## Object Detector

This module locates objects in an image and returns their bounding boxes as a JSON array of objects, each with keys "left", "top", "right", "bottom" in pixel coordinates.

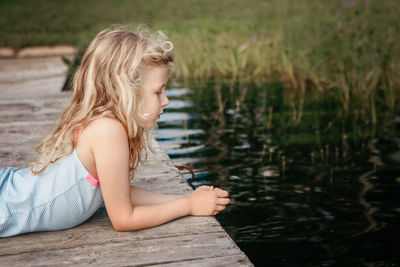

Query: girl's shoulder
[
  {"left": 75, "top": 117, "right": 128, "bottom": 179},
  {"left": 84, "top": 117, "right": 127, "bottom": 140}
]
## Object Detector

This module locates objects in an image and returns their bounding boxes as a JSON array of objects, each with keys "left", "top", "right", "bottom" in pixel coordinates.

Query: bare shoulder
[
  {"left": 85, "top": 117, "right": 127, "bottom": 141},
  {"left": 85, "top": 117, "right": 130, "bottom": 168},
  {"left": 83, "top": 117, "right": 129, "bottom": 153},
  {"left": 75, "top": 117, "right": 128, "bottom": 178}
]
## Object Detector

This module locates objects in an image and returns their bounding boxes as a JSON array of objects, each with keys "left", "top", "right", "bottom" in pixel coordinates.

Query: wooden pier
[{"left": 0, "top": 56, "right": 253, "bottom": 266}]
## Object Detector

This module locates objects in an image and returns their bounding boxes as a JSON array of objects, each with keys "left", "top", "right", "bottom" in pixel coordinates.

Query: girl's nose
[{"left": 161, "top": 93, "right": 169, "bottom": 107}]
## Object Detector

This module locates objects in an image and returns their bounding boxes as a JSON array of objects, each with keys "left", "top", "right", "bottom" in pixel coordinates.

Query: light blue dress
[{"left": 0, "top": 150, "right": 104, "bottom": 237}]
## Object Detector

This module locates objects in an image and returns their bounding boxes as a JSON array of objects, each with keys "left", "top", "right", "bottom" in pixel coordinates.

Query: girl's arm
[
  {"left": 130, "top": 185, "right": 216, "bottom": 205},
  {"left": 130, "top": 186, "right": 181, "bottom": 205},
  {"left": 88, "top": 118, "right": 229, "bottom": 232}
]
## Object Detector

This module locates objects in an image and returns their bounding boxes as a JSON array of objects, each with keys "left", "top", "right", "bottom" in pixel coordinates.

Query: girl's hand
[
  {"left": 196, "top": 185, "right": 214, "bottom": 191},
  {"left": 187, "top": 186, "right": 230, "bottom": 216}
]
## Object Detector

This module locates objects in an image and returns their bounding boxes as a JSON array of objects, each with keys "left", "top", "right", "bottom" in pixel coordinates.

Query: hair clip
[{"left": 161, "top": 41, "right": 173, "bottom": 52}]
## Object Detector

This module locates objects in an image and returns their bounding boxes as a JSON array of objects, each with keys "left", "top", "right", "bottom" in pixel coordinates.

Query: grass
[
  {"left": 1, "top": 0, "right": 399, "bottom": 122},
  {"left": 0, "top": 0, "right": 279, "bottom": 48}
]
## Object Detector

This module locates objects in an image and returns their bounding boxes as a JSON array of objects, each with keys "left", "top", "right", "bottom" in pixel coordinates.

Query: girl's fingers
[
  {"left": 215, "top": 188, "right": 229, "bottom": 197},
  {"left": 216, "top": 198, "right": 230, "bottom": 205},
  {"left": 197, "top": 185, "right": 217, "bottom": 191},
  {"left": 197, "top": 185, "right": 211, "bottom": 190},
  {"left": 215, "top": 205, "right": 226, "bottom": 211},
  {"left": 212, "top": 204, "right": 227, "bottom": 215}
]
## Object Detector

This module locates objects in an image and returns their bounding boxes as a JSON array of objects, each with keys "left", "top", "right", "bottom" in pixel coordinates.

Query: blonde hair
[{"left": 30, "top": 26, "right": 174, "bottom": 176}]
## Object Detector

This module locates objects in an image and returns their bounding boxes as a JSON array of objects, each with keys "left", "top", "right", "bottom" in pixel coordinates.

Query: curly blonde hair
[{"left": 30, "top": 26, "right": 174, "bottom": 176}]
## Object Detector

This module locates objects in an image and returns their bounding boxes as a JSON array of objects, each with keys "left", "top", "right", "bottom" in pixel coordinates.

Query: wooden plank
[
  {"left": 0, "top": 232, "right": 249, "bottom": 266},
  {"left": 0, "top": 216, "right": 225, "bottom": 256},
  {"left": 153, "top": 256, "right": 253, "bottom": 267},
  {"left": 0, "top": 57, "right": 253, "bottom": 266},
  {"left": 0, "top": 56, "right": 69, "bottom": 83}
]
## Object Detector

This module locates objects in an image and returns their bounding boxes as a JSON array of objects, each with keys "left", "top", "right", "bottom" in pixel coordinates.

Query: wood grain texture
[{"left": 0, "top": 57, "right": 253, "bottom": 266}]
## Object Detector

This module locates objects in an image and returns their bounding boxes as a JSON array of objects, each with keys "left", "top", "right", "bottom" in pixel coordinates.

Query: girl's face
[{"left": 139, "top": 65, "right": 170, "bottom": 128}]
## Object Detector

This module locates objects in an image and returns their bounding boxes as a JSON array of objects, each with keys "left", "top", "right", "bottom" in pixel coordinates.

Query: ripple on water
[
  {"left": 259, "top": 165, "right": 280, "bottom": 177},
  {"left": 156, "top": 128, "right": 204, "bottom": 140},
  {"left": 166, "top": 88, "right": 193, "bottom": 97},
  {"left": 170, "top": 157, "right": 203, "bottom": 166},
  {"left": 158, "top": 112, "right": 197, "bottom": 123},
  {"left": 161, "top": 143, "right": 206, "bottom": 156},
  {"left": 164, "top": 100, "right": 193, "bottom": 109}
]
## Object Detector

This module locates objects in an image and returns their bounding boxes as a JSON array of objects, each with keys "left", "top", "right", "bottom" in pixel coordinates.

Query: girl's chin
[{"left": 138, "top": 119, "right": 157, "bottom": 129}]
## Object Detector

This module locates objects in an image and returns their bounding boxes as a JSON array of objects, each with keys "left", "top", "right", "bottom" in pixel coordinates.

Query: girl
[{"left": 0, "top": 27, "right": 230, "bottom": 237}]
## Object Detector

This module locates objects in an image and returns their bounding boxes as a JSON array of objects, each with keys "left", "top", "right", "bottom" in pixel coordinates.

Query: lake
[{"left": 157, "top": 82, "right": 400, "bottom": 266}]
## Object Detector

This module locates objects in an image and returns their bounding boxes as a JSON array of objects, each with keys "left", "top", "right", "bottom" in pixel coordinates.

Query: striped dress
[{"left": 0, "top": 149, "right": 104, "bottom": 237}]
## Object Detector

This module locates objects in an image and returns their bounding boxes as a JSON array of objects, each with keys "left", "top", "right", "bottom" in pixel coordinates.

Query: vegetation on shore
[{"left": 1, "top": 0, "right": 399, "bottom": 123}]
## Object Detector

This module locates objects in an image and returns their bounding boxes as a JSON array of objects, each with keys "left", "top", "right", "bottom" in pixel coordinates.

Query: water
[{"left": 156, "top": 83, "right": 400, "bottom": 266}]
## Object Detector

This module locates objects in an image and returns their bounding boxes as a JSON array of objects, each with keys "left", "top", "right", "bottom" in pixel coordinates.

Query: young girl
[{"left": 0, "top": 27, "right": 230, "bottom": 237}]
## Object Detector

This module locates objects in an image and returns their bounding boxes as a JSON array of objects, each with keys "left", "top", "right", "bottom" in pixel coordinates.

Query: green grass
[
  {"left": 1, "top": 0, "right": 399, "bottom": 121},
  {"left": 0, "top": 0, "right": 280, "bottom": 48}
]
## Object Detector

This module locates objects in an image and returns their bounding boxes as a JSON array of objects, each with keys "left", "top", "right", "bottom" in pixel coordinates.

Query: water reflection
[
  {"left": 157, "top": 88, "right": 209, "bottom": 183},
  {"left": 164, "top": 100, "right": 193, "bottom": 109},
  {"left": 165, "top": 88, "right": 193, "bottom": 97},
  {"left": 160, "top": 142, "right": 206, "bottom": 155},
  {"left": 157, "top": 128, "right": 204, "bottom": 139},
  {"left": 158, "top": 112, "right": 197, "bottom": 123},
  {"left": 158, "top": 86, "right": 400, "bottom": 266}
]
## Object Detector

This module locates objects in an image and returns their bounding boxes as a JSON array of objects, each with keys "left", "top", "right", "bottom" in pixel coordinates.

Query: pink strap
[
  {"left": 86, "top": 174, "right": 100, "bottom": 186},
  {"left": 73, "top": 127, "right": 84, "bottom": 141},
  {"left": 74, "top": 127, "right": 99, "bottom": 186}
]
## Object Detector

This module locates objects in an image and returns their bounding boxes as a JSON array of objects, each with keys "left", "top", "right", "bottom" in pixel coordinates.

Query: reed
[{"left": 170, "top": 1, "right": 400, "bottom": 120}]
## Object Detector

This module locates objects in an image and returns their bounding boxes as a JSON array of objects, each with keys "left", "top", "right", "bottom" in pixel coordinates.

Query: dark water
[{"left": 157, "top": 82, "right": 400, "bottom": 266}]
